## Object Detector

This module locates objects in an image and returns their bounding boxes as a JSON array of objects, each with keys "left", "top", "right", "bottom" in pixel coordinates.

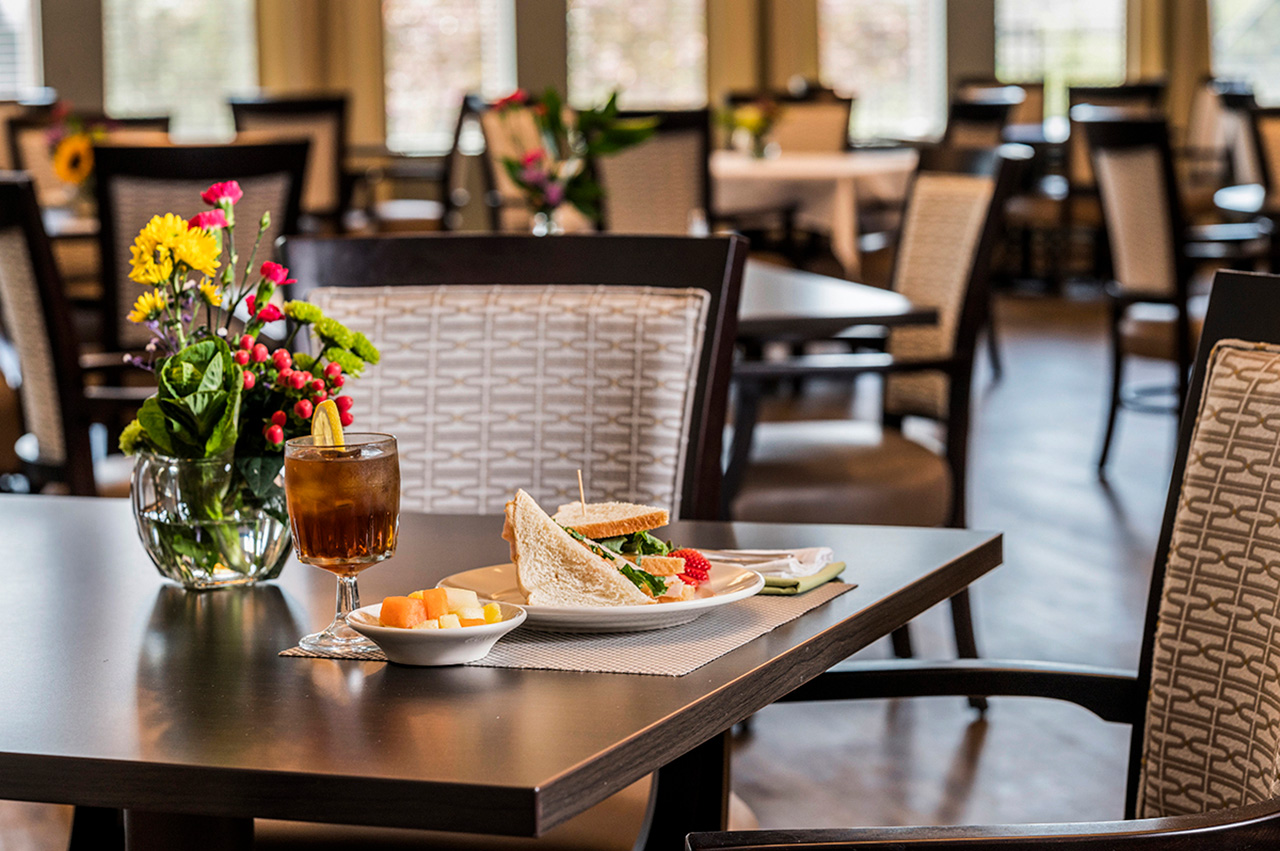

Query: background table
[
  {"left": 0, "top": 495, "right": 1001, "bottom": 850},
  {"left": 712, "top": 150, "right": 918, "bottom": 278},
  {"left": 1215, "top": 182, "right": 1280, "bottom": 271}
]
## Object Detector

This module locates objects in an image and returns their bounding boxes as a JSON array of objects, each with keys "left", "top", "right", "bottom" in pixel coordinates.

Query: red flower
[
  {"left": 520, "top": 149, "right": 544, "bottom": 166},
  {"left": 245, "top": 295, "right": 256, "bottom": 316},
  {"left": 255, "top": 303, "right": 283, "bottom": 323},
  {"left": 201, "top": 180, "right": 243, "bottom": 206},
  {"left": 188, "top": 209, "right": 228, "bottom": 231},
  {"left": 493, "top": 89, "right": 527, "bottom": 111},
  {"left": 260, "top": 261, "right": 296, "bottom": 286}
]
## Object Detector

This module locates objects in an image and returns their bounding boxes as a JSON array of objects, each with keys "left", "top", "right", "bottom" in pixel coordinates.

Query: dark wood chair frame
[
  {"left": 281, "top": 233, "right": 748, "bottom": 522},
  {"left": 1081, "top": 115, "right": 1197, "bottom": 474},
  {"left": 92, "top": 141, "right": 309, "bottom": 353},
  {"left": 5, "top": 112, "right": 171, "bottom": 175},
  {"left": 686, "top": 268, "right": 1280, "bottom": 851},
  {"left": 1249, "top": 105, "right": 1280, "bottom": 197},
  {"left": 228, "top": 93, "right": 351, "bottom": 229},
  {"left": 0, "top": 173, "right": 149, "bottom": 497},
  {"left": 941, "top": 98, "right": 1015, "bottom": 146},
  {"left": 723, "top": 144, "right": 1033, "bottom": 684}
]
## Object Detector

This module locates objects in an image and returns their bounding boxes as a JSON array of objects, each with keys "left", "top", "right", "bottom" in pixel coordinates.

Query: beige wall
[
  {"left": 515, "top": 0, "right": 569, "bottom": 94},
  {"left": 947, "top": 0, "right": 996, "bottom": 93},
  {"left": 41, "top": 0, "right": 104, "bottom": 109}
]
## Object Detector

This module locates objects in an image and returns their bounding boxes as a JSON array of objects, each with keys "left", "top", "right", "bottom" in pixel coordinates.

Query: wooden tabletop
[
  {"left": 0, "top": 495, "right": 1001, "bottom": 849},
  {"left": 738, "top": 260, "right": 936, "bottom": 340}
]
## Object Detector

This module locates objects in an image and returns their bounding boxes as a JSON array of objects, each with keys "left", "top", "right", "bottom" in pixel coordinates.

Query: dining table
[
  {"left": 1214, "top": 182, "right": 1280, "bottom": 271},
  {"left": 711, "top": 149, "right": 918, "bottom": 279},
  {"left": 0, "top": 494, "right": 1002, "bottom": 851}
]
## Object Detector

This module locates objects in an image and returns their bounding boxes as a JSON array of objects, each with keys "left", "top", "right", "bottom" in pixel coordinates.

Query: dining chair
[
  {"left": 260, "top": 233, "right": 747, "bottom": 851},
  {"left": 941, "top": 98, "right": 1015, "bottom": 149},
  {"left": 229, "top": 93, "right": 351, "bottom": 232},
  {"left": 1219, "top": 88, "right": 1263, "bottom": 185},
  {"left": 92, "top": 140, "right": 308, "bottom": 352},
  {"left": 726, "top": 145, "right": 1032, "bottom": 685},
  {"left": 595, "top": 109, "right": 710, "bottom": 235},
  {"left": 688, "top": 268, "right": 1280, "bottom": 851},
  {"left": 1081, "top": 111, "right": 1270, "bottom": 472},
  {"left": 0, "top": 173, "right": 146, "bottom": 496},
  {"left": 726, "top": 90, "right": 854, "bottom": 153},
  {"left": 1251, "top": 106, "right": 1280, "bottom": 196},
  {"left": 958, "top": 79, "right": 1044, "bottom": 126}
]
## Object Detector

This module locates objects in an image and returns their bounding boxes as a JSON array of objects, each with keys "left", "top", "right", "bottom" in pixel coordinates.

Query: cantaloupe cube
[
  {"left": 459, "top": 606, "right": 485, "bottom": 622},
  {"left": 443, "top": 587, "right": 480, "bottom": 613},
  {"left": 380, "top": 596, "right": 426, "bottom": 628},
  {"left": 438, "top": 613, "right": 462, "bottom": 629},
  {"left": 482, "top": 602, "right": 503, "bottom": 623},
  {"left": 419, "top": 588, "right": 450, "bottom": 620},
  {"left": 414, "top": 618, "right": 440, "bottom": 629},
  {"left": 408, "top": 590, "right": 425, "bottom": 600},
  {"left": 459, "top": 618, "right": 487, "bottom": 627}
]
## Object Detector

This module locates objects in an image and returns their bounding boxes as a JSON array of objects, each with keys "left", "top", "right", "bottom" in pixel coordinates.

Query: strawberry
[{"left": 670, "top": 548, "right": 711, "bottom": 587}]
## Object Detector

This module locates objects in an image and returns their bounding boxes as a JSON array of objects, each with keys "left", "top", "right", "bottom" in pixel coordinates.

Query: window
[
  {"left": 1212, "top": 0, "right": 1280, "bottom": 105},
  {"left": 0, "top": 0, "right": 41, "bottom": 97},
  {"left": 103, "top": 1, "right": 256, "bottom": 141},
  {"left": 566, "top": 0, "right": 706, "bottom": 110},
  {"left": 384, "top": 0, "right": 516, "bottom": 154},
  {"left": 818, "top": 0, "right": 947, "bottom": 140},
  {"left": 995, "top": 0, "right": 1127, "bottom": 118}
]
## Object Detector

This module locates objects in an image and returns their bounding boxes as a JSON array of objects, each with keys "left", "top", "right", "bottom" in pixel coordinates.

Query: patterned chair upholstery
[
  {"left": 309, "top": 284, "right": 711, "bottom": 516},
  {"left": 597, "top": 110, "right": 708, "bottom": 235}
]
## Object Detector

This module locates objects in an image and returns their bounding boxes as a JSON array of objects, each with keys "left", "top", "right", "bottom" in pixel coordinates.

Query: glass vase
[
  {"left": 532, "top": 210, "right": 565, "bottom": 236},
  {"left": 131, "top": 453, "right": 292, "bottom": 590}
]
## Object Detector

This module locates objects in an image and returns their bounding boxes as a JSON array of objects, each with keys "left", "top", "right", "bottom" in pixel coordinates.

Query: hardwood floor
[
  {"left": 732, "top": 290, "right": 1180, "bottom": 829},
  {"left": 0, "top": 291, "right": 1181, "bottom": 846}
]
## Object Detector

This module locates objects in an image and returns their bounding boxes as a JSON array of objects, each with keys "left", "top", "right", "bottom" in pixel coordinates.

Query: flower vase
[
  {"left": 531, "top": 210, "right": 565, "bottom": 236},
  {"left": 131, "top": 453, "right": 292, "bottom": 589}
]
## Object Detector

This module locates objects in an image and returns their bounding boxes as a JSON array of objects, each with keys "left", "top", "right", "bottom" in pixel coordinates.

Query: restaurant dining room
[{"left": 5, "top": 0, "right": 1280, "bottom": 849}]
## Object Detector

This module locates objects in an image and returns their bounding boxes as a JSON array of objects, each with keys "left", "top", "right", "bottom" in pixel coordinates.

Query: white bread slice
[
  {"left": 505, "top": 490, "right": 653, "bottom": 607},
  {"left": 633, "top": 555, "right": 686, "bottom": 576},
  {"left": 552, "top": 501, "right": 670, "bottom": 539}
]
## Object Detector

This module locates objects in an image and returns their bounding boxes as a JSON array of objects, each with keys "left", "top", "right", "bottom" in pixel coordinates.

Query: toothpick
[{"left": 577, "top": 469, "right": 587, "bottom": 518}]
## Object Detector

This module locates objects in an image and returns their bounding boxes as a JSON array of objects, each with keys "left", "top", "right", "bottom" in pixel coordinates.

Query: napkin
[
  {"left": 700, "top": 546, "right": 835, "bottom": 578},
  {"left": 760, "top": 561, "right": 846, "bottom": 595}
]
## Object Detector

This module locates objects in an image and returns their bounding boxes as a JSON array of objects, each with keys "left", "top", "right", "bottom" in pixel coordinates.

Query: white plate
[
  {"left": 437, "top": 563, "right": 764, "bottom": 633},
  {"left": 347, "top": 601, "right": 526, "bottom": 666}
]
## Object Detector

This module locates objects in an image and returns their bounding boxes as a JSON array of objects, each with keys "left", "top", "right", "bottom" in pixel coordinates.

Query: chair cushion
[
  {"left": 731, "top": 420, "right": 951, "bottom": 528},
  {"left": 1119, "top": 295, "right": 1208, "bottom": 361}
]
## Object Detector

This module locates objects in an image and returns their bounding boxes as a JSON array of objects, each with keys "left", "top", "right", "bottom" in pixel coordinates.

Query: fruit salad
[{"left": 378, "top": 587, "right": 506, "bottom": 629}]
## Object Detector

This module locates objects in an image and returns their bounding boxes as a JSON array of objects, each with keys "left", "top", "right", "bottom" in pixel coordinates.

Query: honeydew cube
[
  {"left": 458, "top": 606, "right": 485, "bottom": 623},
  {"left": 442, "top": 588, "right": 480, "bottom": 614},
  {"left": 413, "top": 618, "right": 441, "bottom": 629},
  {"left": 438, "top": 613, "right": 462, "bottom": 629},
  {"left": 482, "top": 602, "right": 503, "bottom": 623}
]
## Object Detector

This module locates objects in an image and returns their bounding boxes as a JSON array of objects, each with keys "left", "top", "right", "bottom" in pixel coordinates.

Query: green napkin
[{"left": 759, "top": 561, "right": 846, "bottom": 595}]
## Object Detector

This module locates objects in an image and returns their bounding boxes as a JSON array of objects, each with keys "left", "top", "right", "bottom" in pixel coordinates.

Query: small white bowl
[{"left": 347, "top": 601, "right": 526, "bottom": 666}]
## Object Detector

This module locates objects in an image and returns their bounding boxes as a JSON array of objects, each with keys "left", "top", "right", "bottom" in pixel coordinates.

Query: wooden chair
[
  {"left": 283, "top": 233, "right": 746, "bottom": 522},
  {"left": 957, "top": 79, "right": 1044, "bottom": 126},
  {"left": 942, "top": 98, "right": 1015, "bottom": 149},
  {"left": 726, "top": 145, "right": 1033, "bottom": 687},
  {"left": 725, "top": 89, "right": 854, "bottom": 152},
  {"left": 229, "top": 94, "right": 351, "bottom": 232},
  {"left": 0, "top": 173, "right": 146, "bottom": 496},
  {"left": 1082, "top": 112, "right": 1270, "bottom": 472},
  {"left": 92, "top": 140, "right": 308, "bottom": 352},
  {"left": 688, "top": 268, "right": 1280, "bottom": 851},
  {"left": 1251, "top": 106, "right": 1280, "bottom": 197},
  {"left": 596, "top": 109, "right": 710, "bottom": 235}
]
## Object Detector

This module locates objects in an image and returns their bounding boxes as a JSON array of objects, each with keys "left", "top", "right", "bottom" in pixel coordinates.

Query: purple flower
[{"left": 544, "top": 183, "right": 565, "bottom": 207}]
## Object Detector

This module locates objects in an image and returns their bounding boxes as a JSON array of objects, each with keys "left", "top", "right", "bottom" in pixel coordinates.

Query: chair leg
[
  {"left": 985, "top": 317, "right": 1004, "bottom": 382},
  {"left": 949, "top": 589, "right": 989, "bottom": 714},
  {"left": 1097, "top": 304, "right": 1125, "bottom": 474},
  {"left": 890, "top": 624, "right": 914, "bottom": 658}
]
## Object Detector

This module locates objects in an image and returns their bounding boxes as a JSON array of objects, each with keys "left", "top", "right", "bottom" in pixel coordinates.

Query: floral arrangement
[
  {"left": 719, "top": 98, "right": 782, "bottom": 157},
  {"left": 119, "top": 181, "right": 379, "bottom": 580},
  {"left": 46, "top": 103, "right": 111, "bottom": 188},
  {"left": 493, "top": 88, "right": 656, "bottom": 224}
]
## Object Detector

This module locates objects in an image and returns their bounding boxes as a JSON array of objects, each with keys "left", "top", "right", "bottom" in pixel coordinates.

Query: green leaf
[
  {"left": 137, "top": 398, "right": 175, "bottom": 456},
  {"left": 619, "top": 564, "right": 667, "bottom": 596}
]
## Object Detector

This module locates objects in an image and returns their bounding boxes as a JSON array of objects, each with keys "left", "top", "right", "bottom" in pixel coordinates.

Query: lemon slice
[{"left": 311, "top": 398, "right": 345, "bottom": 447}]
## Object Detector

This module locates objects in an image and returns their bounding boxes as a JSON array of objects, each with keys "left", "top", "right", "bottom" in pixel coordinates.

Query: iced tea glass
[{"left": 284, "top": 434, "right": 400, "bottom": 652}]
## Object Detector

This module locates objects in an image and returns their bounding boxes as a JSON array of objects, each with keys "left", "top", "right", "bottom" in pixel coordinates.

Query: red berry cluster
[
  {"left": 234, "top": 334, "right": 355, "bottom": 447},
  {"left": 669, "top": 548, "right": 711, "bottom": 587}
]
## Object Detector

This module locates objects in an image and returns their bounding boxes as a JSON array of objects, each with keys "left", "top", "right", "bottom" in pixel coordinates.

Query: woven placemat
[{"left": 280, "top": 582, "right": 854, "bottom": 676}]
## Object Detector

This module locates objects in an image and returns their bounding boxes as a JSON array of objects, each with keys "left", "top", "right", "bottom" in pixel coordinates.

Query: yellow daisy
[
  {"left": 52, "top": 134, "right": 93, "bottom": 185},
  {"left": 127, "top": 290, "right": 168, "bottom": 324},
  {"left": 171, "top": 228, "right": 220, "bottom": 278},
  {"left": 128, "top": 213, "right": 188, "bottom": 285},
  {"left": 198, "top": 280, "right": 223, "bottom": 308}
]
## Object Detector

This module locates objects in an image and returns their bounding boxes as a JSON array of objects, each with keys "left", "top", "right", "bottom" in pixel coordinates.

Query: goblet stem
[{"left": 335, "top": 574, "right": 360, "bottom": 630}]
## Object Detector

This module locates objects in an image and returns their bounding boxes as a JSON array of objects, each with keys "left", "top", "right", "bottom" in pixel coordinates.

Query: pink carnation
[
  {"left": 188, "top": 210, "right": 228, "bottom": 231},
  {"left": 201, "top": 181, "right": 243, "bottom": 206},
  {"left": 493, "top": 90, "right": 528, "bottom": 111},
  {"left": 256, "top": 303, "right": 283, "bottom": 323},
  {"left": 520, "top": 149, "right": 544, "bottom": 166},
  {"left": 260, "top": 261, "right": 296, "bottom": 286}
]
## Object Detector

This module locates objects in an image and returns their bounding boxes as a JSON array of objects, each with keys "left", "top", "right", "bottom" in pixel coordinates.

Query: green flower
[
  {"left": 283, "top": 301, "right": 322, "bottom": 323},
  {"left": 292, "top": 351, "right": 317, "bottom": 373},
  {"left": 322, "top": 347, "right": 366, "bottom": 376},
  {"left": 315, "top": 317, "right": 355, "bottom": 349},
  {"left": 351, "top": 331, "right": 380, "bottom": 364},
  {"left": 119, "top": 419, "right": 147, "bottom": 455}
]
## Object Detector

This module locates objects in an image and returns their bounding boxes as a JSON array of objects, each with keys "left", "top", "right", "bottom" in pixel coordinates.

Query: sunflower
[
  {"left": 197, "top": 280, "right": 223, "bottom": 308},
  {"left": 128, "top": 214, "right": 186, "bottom": 285},
  {"left": 127, "top": 290, "right": 168, "bottom": 324},
  {"left": 52, "top": 134, "right": 93, "bottom": 185}
]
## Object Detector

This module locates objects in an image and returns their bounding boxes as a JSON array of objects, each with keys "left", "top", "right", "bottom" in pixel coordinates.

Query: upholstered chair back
[
  {"left": 883, "top": 171, "right": 996, "bottom": 421},
  {"left": 233, "top": 105, "right": 344, "bottom": 216},
  {"left": 1093, "top": 142, "right": 1179, "bottom": 299},
  {"left": 597, "top": 111, "right": 708, "bottom": 235},
  {"left": 1138, "top": 338, "right": 1280, "bottom": 818},
  {"left": 1067, "top": 84, "right": 1164, "bottom": 188},
  {"left": 1220, "top": 91, "right": 1263, "bottom": 185},
  {"left": 8, "top": 116, "right": 169, "bottom": 207},
  {"left": 309, "top": 284, "right": 711, "bottom": 516},
  {"left": 479, "top": 105, "right": 544, "bottom": 231},
  {"left": 94, "top": 142, "right": 307, "bottom": 351},
  {"left": 768, "top": 101, "right": 851, "bottom": 153}
]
